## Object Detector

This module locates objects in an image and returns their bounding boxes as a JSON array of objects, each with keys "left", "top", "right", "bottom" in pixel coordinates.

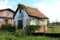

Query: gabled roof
[
  {"left": 14, "top": 5, "right": 48, "bottom": 19},
  {"left": 0, "top": 8, "right": 15, "bottom": 13},
  {"left": 0, "top": 8, "right": 15, "bottom": 19},
  {"left": 25, "top": 7, "right": 48, "bottom": 19}
]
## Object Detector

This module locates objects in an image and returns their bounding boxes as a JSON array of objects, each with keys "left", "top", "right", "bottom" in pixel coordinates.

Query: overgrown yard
[
  {"left": 0, "top": 24, "right": 60, "bottom": 40},
  {"left": 0, "top": 31, "right": 60, "bottom": 40}
]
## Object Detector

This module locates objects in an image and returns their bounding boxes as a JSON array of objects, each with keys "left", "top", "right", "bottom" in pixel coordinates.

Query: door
[
  {"left": 18, "top": 20, "right": 23, "bottom": 29},
  {"left": 5, "top": 19, "right": 8, "bottom": 24}
]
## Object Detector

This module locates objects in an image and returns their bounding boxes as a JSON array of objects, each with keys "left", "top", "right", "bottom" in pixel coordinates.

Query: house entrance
[
  {"left": 18, "top": 20, "right": 23, "bottom": 29},
  {"left": 5, "top": 19, "right": 8, "bottom": 24}
]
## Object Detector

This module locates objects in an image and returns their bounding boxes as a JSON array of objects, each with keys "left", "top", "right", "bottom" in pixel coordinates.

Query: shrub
[
  {"left": 25, "top": 25, "right": 40, "bottom": 35},
  {"left": 13, "top": 29, "right": 27, "bottom": 37},
  {"left": 1, "top": 24, "right": 15, "bottom": 32}
]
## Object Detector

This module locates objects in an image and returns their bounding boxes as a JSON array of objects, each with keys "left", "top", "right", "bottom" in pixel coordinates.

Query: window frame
[
  {"left": 9, "top": 12, "right": 13, "bottom": 17},
  {"left": 3, "top": 11, "right": 6, "bottom": 16},
  {"left": 0, "top": 18, "right": 4, "bottom": 22}
]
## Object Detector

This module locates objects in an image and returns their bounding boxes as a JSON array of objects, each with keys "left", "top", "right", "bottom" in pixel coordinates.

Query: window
[
  {"left": 4, "top": 11, "right": 6, "bottom": 16},
  {"left": 0, "top": 18, "right": 4, "bottom": 21},
  {"left": 10, "top": 19, "right": 12, "bottom": 23},
  {"left": 20, "top": 9, "right": 21, "bottom": 13},
  {"left": 30, "top": 18, "right": 37, "bottom": 25},
  {"left": 9, "top": 12, "right": 13, "bottom": 17}
]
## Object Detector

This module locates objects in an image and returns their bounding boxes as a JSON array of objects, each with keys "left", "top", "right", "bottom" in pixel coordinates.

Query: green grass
[
  {"left": 0, "top": 32, "right": 60, "bottom": 40},
  {"left": 46, "top": 26, "right": 60, "bottom": 33},
  {"left": 0, "top": 26, "right": 60, "bottom": 40}
]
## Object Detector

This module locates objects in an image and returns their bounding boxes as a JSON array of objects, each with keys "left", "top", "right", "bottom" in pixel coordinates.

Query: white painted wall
[
  {"left": 30, "top": 18, "right": 48, "bottom": 26},
  {"left": 21, "top": 10, "right": 29, "bottom": 29},
  {"left": 30, "top": 18, "right": 38, "bottom": 25},
  {"left": 14, "top": 9, "right": 22, "bottom": 29},
  {"left": 14, "top": 9, "right": 29, "bottom": 29},
  {"left": 39, "top": 19, "right": 48, "bottom": 26}
]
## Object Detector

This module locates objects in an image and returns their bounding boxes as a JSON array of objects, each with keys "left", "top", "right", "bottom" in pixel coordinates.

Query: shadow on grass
[{"left": 32, "top": 33, "right": 60, "bottom": 38}]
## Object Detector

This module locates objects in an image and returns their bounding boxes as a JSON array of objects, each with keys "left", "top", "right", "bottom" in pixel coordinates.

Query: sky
[{"left": 0, "top": 0, "right": 60, "bottom": 22}]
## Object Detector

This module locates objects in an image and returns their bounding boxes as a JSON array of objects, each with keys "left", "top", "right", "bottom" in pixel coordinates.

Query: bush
[
  {"left": 1, "top": 24, "right": 15, "bottom": 32},
  {"left": 13, "top": 29, "right": 27, "bottom": 37},
  {"left": 25, "top": 25, "right": 40, "bottom": 35}
]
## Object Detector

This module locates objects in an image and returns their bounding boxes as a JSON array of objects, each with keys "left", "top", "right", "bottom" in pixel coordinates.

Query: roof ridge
[
  {"left": 0, "top": 8, "right": 11, "bottom": 10},
  {"left": 0, "top": 8, "right": 15, "bottom": 13},
  {"left": 25, "top": 6, "right": 38, "bottom": 10},
  {"left": 14, "top": 4, "right": 48, "bottom": 19}
]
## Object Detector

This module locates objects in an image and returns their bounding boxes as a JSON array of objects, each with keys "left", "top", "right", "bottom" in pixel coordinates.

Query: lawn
[
  {"left": 0, "top": 32, "right": 60, "bottom": 40},
  {"left": 46, "top": 26, "right": 60, "bottom": 33}
]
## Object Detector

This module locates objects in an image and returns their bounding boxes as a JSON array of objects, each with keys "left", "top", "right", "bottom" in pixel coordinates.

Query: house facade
[
  {"left": 14, "top": 5, "right": 48, "bottom": 31},
  {"left": 0, "top": 8, "right": 14, "bottom": 26}
]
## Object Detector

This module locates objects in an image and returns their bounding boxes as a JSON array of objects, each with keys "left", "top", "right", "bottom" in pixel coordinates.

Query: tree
[
  {"left": 18, "top": 4, "right": 25, "bottom": 13},
  {"left": 47, "top": 19, "right": 50, "bottom": 26}
]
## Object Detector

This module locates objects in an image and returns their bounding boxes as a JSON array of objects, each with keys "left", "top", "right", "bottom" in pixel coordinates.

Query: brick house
[
  {"left": 0, "top": 8, "right": 14, "bottom": 26},
  {"left": 14, "top": 4, "right": 48, "bottom": 32}
]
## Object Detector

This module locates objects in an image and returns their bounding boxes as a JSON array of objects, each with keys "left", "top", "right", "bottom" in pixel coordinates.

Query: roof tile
[{"left": 25, "top": 7, "right": 48, "bottom": 19}]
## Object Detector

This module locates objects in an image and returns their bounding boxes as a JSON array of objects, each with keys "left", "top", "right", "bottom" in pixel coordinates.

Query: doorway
[
  {"left": 5, "top": 19, "right": 8, "bottom": 24},
  {"left": 18, "top": 20, "right": 23, "bottom": 29}
]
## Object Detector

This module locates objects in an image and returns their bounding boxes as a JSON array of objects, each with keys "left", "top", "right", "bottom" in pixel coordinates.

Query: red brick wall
[
  {"left": 0, "top": 11, "right": 4, "bottom": 17},
  {"left": 0, "top": 11, "right": 14, "bottom": 17},
  {"left": 0, "top": 10, "right": 14, "bottom": 26}
]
